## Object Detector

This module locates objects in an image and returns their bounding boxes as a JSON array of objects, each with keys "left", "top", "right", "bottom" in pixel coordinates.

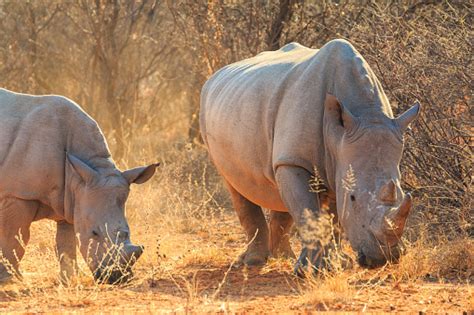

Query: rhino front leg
[
  {"left": 225, "top": 181, "right": 270, "bottom": 266},
  {"left": 275, "top": 166, "right": 328, "bottom": 276},
  {"left": 0, "top": 198, "right": 37, "bottom": 282},
  {"left": 269, "top": 211, "right": 295, "bottom": 259},
  {"left": 56, "top": 221, "right": 77, "bottom": 283}
]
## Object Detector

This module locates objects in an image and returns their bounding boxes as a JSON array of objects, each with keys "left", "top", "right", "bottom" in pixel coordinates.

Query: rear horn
[
  {"left": 382, "top": 193, "right": 412, "bottom": 238},
  {"left": 379, "top": 180, "right": 397, "bottom": 203}
]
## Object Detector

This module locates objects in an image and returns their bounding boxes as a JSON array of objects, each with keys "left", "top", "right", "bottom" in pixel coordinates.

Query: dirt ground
[
  {"left": 0, "top": 210, "right": 472, "bottom": 314},
  {"left": 2, "top": 267, "right": 470, "bottom": 313}
]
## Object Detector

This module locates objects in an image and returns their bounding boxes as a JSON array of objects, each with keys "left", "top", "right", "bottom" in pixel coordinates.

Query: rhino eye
[
  {"left": 92, "top": 230, "right": 99, "bottom": 237},
  {"left": 350, "top": 195, "right": 356, "bottom": 202}
]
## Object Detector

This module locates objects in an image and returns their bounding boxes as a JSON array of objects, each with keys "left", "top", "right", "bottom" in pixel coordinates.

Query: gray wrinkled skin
[
  {"left": 0, "top": 89, "right": 158, "bottom": 284},
  {"left": 200, "top": 39, "right": 420, "bottom": 273}
]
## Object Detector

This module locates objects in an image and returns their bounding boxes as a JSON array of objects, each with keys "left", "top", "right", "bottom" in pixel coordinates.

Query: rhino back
[
  {"left": 0, "top": 89, "right": 111, "bottom": 217},
  {"left": 201, "top": 43, "right": 327, "bottom": 210}
]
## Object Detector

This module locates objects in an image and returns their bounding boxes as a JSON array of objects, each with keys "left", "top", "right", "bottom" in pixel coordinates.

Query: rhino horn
[
  {"left": 382, "top": 193, "right": 412, "bottom": 238},
  {"left": 379, "top": 179, "right": 397, "bottom": 203}
]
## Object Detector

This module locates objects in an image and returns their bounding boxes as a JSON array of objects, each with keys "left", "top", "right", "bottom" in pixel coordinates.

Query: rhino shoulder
[
  {"left": 39, "top": 96, "right": 109, "bottom": 155},
  {"left": 278, "top": 42, "right": 307, "bottom": 52},
  {"left": 253, "top": 42, "right": 311, "bottom": 58},
  {"left": 321, "top": 38, "right": 360, "bottom": 63},
  {"left": 0, "top": 89, "right": 88, "bottom": 122},
  {"left": 8, "top": 91, "right": 108, "bottom": 158},
  {"left": 36, "top": 94, "right": 88, "bottom": 117}
]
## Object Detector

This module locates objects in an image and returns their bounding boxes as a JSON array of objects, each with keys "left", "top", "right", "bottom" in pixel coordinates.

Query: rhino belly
[
  {"left": 203, "top": 94, "right": 288, "bottom": 211},
  {"left": 208, "top": 140, "right": 287, "bottom": 211}
]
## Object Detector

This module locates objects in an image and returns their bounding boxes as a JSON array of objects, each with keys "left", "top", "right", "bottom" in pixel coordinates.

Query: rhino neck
[
  {"left": 320, "top": 42, "right": 394, "bottom": 193},
  {"left": 63, "top": 169, "right": 79, "bottom": 223},
  {"left": 325, "top": 43, "right": 393, "bottom": 119},
  {"left": 57, "top": 107, "right": 118, "bottom": 223},
  {"left": 323, "top": 141, "right": 337, "bottom": 194}
]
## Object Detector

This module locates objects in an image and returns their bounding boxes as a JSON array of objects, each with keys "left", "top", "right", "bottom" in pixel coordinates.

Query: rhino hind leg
[
  {"left": 225, "top": 181, "right": 270, "bottom": 266},
  {"left": 0, "top": 198, "right": 37, "bottom": 280},
  {"left": 269, "top": 211, "right": 295, "bottom": 259}
]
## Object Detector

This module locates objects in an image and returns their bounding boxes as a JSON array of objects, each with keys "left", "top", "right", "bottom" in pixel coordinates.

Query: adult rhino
[
  {"left": 0, "top": 88, "right": 159, "bottom": 284},
  {"left": 200, "top": 39, "right": 420, "bottom": 273}
]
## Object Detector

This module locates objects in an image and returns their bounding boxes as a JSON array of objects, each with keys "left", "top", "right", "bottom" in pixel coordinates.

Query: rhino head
[
  {"left": 324, "top": 94, "right": 420, "bottom": 268},
  {"left": 65, "top": 154, "right": 158, "bottom": 283}
]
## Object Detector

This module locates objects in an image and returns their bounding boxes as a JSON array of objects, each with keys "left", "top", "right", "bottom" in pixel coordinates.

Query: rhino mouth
[
  {"left": 91, "top": 243, "right": 143, "bottom": 284},
  {"left": 94, "top": 267, "right": 134, "bottom": 285},
  {"left": 357, "top": 241, "right": 402, "bottom": 269},
  {"left": 356, "top": 251, "right": 387, "bottom": 269}
]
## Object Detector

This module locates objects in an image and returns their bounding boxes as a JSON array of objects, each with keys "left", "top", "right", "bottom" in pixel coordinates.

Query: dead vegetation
[{"left": 0, "top": 0, "right": 472, "bottom": 313}]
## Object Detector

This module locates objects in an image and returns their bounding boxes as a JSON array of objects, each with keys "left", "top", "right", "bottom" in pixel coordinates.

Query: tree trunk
[
  {"left": 187, "top": 75, "right": 204, "bottom": 144},
  {"left": 267, "top": 0, "right": 294, "bottom": 51}
]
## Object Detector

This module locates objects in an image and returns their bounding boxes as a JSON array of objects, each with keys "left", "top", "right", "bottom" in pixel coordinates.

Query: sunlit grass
[{"left": 0, "top": 143, "right": 471, "bottom": 312}]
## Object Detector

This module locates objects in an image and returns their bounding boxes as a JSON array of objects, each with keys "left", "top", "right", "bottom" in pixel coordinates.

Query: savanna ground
[
  {"left": 0, "top": 145, "right": 472, "bottom": 313},
  {"left": 0, "top": 0, "right": 472, "bottom": 313}
]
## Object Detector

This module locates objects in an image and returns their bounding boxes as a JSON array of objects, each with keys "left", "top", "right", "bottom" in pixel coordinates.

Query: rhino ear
[
  {"left": 123, "top": 163, "right": 160, "bottom": 185},
  {"left": 395, "top": 101, "right": 421, "bottom": 132},
  {"left": 66, "top": 153, "right": 98, "bottom": 183},
  {"left": 324, "top": 94, "right": 357, "bottom": 137},
  {"left": 340, "top": 104, "right": 357, "bottom": 130}
]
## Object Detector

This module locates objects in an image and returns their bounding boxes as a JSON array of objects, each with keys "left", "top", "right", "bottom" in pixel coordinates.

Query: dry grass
[
  {"left": 0, "top": 1, "right": 472, "bottom": 313},
  {"left": 0, "top": 144, "right": 471, "bottom": 313}
]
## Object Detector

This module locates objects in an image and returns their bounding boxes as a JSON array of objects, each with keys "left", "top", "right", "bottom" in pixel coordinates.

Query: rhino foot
[
  {"left": 272, "top": 244, "right": 296, "bottom": 260},
  {"left": 0, "top": 273, "right": 13, "bottom": 284},
  {"left": 0, "top": 266, "right": 14, "bottom": 284},
  {"left": 294, "top": 246, "right": 354, "bottom": 277},
  {"left": 294, "top": 247, "right": 327, "bottom": 277},
  {"left": 237, "top": 248, "right": 270, "bottom": 266}
]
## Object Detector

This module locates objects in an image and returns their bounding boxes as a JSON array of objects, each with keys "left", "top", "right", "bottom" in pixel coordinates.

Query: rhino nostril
[{"left": 116, "top": 230, "right": 129, "bottom": 241}]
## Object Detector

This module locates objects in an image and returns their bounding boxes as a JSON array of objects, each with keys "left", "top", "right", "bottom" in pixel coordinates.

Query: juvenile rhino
[
  {"left": 200, "top": 39, "right": 420, "bottom": 273},
  {"left": 0, "top": 88, "right": 158, "bottom": 284}
]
